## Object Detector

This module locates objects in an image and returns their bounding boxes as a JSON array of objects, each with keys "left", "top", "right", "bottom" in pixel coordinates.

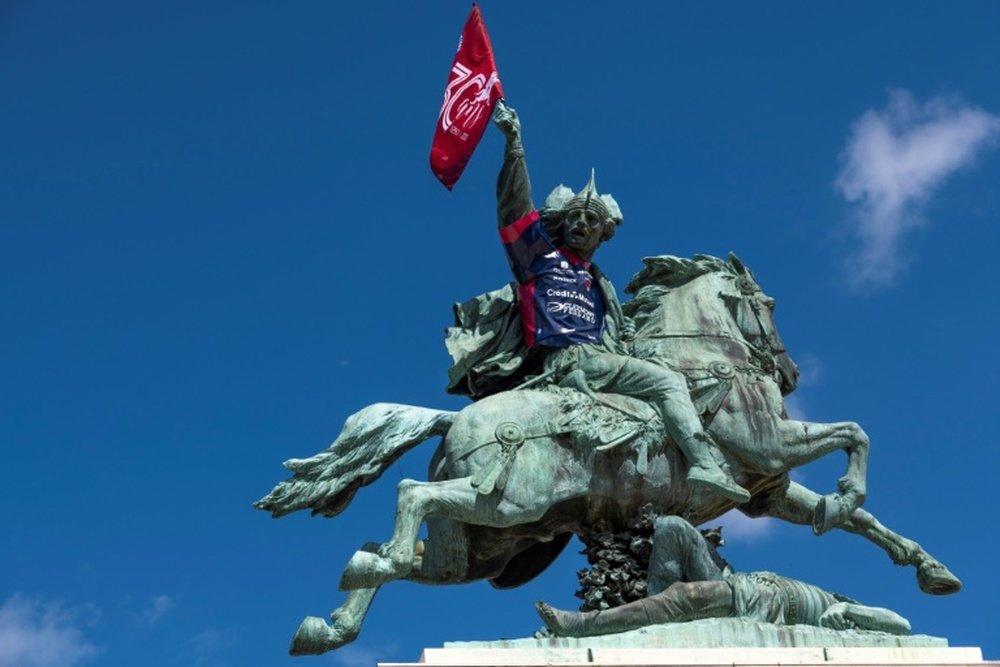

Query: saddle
[{"left": 469, "top": 366, "right": 736, "bottom": 496}]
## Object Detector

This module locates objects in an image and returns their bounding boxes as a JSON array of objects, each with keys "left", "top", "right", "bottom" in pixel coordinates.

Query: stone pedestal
[{"left": 379, "top": 619, "right": 994, "bottom": 667}]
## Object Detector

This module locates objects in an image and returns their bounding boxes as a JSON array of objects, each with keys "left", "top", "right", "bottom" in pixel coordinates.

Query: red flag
[{"left": 430, "top": 4, "right": 504, "bottom": 190}]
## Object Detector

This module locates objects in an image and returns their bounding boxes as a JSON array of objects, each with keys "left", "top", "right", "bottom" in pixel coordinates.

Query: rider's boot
[
  {"left": 677, "top": 432, "right": 750, "bottom": 504},
  {"left": 652, "top": 390, "right": 750, "bottom": 504}
]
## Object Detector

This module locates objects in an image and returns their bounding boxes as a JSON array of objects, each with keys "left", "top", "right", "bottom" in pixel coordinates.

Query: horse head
[
  {"left": 625, "top": 253, "right": 799, "bottom": 396},
  {"left": 726, "top": 253, "right": 799, "bottom": 396}
]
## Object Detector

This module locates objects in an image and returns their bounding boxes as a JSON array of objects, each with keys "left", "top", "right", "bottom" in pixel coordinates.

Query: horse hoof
[
  {"left": 339, "top": 549, "right": 397, "bottom": 590},
  {"left": 917, "top": 563, "right": 962, "bottom": 595},
  {"left": 812, "top": 494, "right": 848, "bottom": 536},
  {"left": 290, "top": 616, "right": 351, "bottom": 655}
]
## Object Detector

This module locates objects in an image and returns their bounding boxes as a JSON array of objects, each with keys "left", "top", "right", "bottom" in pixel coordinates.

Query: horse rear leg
[
  {"left": 291, "top": 524, "right": 477, "bottom": 656},
  {"left": 748, "top": 479, "right": 961, "bottom": 595},
  {"left": 339, "top": 477, "right": 550, "bottom": 590},
  {"left": 290, "top": 587, "right": 379, "bottom": 656},
  {"left": 775, "top": 419, "right": 869, "bottom": 533},
  {"left": 290, "top": 541, "right": 384, "bottom": 656}
]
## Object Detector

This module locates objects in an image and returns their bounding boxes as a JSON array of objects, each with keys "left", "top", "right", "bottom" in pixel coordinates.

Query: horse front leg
[
  {"left": 747, "top": 479, "right": 961, "bottom": 595},
  {"left": 775, "top": 419, "right": 869, "bottom": 534},
  {"left": 847, "top": 508, "right": 961, "bottom": 595}
]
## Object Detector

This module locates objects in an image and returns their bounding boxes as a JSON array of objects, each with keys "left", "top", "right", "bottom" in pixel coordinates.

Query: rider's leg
[
  {"left": 585, "top": 354, "right": 749, "bottom": 503},
  {"left": 537, "top": 580, "right": 733, "bottom": 637},
  {"left": 647, "top": 516, "right": 726, "bottom": 594}
]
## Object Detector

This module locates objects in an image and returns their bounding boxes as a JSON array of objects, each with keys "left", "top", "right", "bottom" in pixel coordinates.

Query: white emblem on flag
[{"left": 439, "top": 63, "right": 500, "bottom": 139}]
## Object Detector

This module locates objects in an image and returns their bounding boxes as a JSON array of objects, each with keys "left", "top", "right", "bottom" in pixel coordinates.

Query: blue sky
[{"left": 2, "top": 2, "right": 999, "bottom": 665}]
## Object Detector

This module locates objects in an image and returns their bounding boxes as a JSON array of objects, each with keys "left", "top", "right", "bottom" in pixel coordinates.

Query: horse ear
[
  {"left": 728, "top": 252, "right": 748, "bottom": 275},
  {"left": 728, "top": 252, "right": 758, "bottom": 281}
]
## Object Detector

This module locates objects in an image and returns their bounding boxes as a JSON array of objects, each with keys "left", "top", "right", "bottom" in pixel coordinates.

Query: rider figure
[{"left": 492, "top": 100, "right": 749, "bottom": 504}]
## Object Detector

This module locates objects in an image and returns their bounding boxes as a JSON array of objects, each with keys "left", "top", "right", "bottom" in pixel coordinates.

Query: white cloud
[
  {"left": 784, "top": 394, "right": 807, "bottom": 421},
  {"left": 138, "top": 595, "right": 173, "bottom": 627},
  {"left": 835, "top": 89, "right": 1000, "bottom": 287},
  {"left": 185, "top": 628, "right": 239, "bottom": 667},
  {"left": 707, "top": 510, "right": 776, "bottom": 541},
  {"left": 0, "top": 595, "right": 98, "bottom": 667},
  {"left": 332, "top": 643, "right": 399, "bottom": 667},
  {"left": 793, "top": 352, "right": 822, "bottom": 387}
]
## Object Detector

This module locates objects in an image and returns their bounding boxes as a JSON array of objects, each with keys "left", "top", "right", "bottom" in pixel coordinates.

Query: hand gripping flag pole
[{"left": 430, "top": 4, "right": 504, "bottom": 190}]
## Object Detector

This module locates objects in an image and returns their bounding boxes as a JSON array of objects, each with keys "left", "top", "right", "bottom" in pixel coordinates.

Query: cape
[{"left": 445, "top": 268, "right": 626, "bottom": 399}]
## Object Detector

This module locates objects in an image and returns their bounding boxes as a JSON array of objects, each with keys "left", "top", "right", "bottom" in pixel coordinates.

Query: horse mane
[{"left": 624, "top": 253, "right": 741, "bottom": 294}]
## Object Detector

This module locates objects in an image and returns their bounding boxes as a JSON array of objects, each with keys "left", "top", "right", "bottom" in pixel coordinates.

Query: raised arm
[{"left": 493, "top": 100, "right": 533, "bottom": 227}]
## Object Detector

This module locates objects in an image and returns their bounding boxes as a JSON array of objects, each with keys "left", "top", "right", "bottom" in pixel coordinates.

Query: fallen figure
[{"left": 537, "top": 515, "right": 911, "bottom": 637}]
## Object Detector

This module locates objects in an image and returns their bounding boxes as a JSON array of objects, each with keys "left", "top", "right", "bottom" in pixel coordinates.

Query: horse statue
[{"left": 255, "top": 253, "right": 960, "bottom": 656}]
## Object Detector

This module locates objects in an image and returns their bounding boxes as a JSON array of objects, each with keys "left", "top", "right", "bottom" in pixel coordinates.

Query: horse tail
[{"left": 254, "top": 403, "right": 456, "bottom": 519}]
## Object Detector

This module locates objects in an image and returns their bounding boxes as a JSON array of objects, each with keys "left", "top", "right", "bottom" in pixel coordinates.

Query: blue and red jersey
[{"left": 500, "top": 211, "right": 606, "bottom": 348}]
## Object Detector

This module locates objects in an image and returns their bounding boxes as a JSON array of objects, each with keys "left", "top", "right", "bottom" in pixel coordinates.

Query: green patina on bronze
[
  {"left": 254, "top": 104, "right": 960, "bottom": 656},
  {"left": 537, "top": 515, "right": 912, "bottom": 638}
]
